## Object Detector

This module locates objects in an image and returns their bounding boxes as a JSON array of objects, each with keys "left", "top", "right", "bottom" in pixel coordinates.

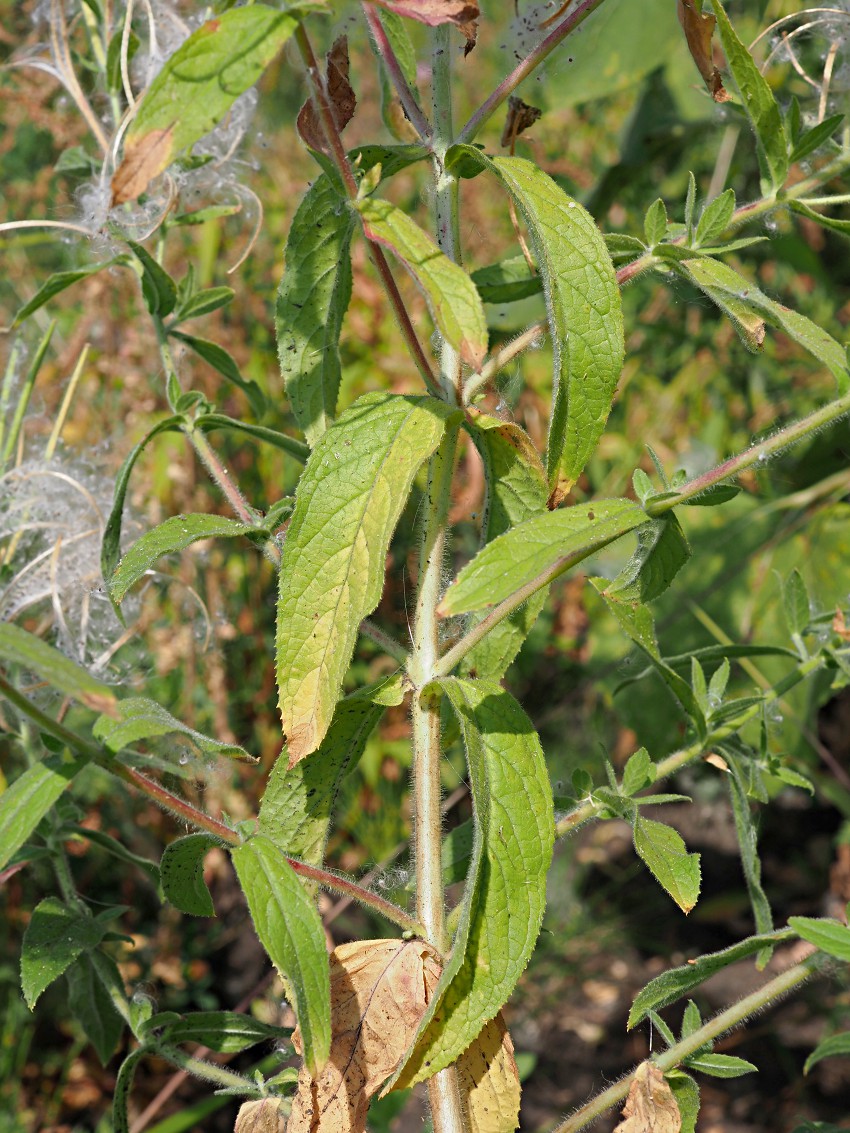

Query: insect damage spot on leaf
[
  {"left": 111, "top": 127, "right": 175, "bottom": 206},
  {"left": 614, "top": 1061, "right": 682, "bottom": 1133},
  {"left": 677, "top": 0, "right": 729, "bottom": 103},
  {"left": 297, "top": 37, "right": 356, "bottom": 155}
]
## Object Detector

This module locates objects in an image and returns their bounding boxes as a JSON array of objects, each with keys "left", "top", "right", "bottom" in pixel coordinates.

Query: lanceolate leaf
[
  {"left": 632, "top": 815, "right": 701, "bottom": 914},
  {"left": 156, "top": 1011, "right": 289, "bottom": 1053},
  {"left": 628, "top": 928, "right": 794, "bottom": 1027},
  {"left": 8, "top": 261, "right": 123, "bottom": 328},
  {"left": 196, "top": 413, "right": 308, "bottom": 463},
  {"left": 725, "top": 752, "right": 774, "bottom": 944},
  {"left": 804, "top": 1030, "right": 850, "bottom": 1074},
  {"left": 679, "top": 257, "right": 849, "bottom": 392},
  {"left": 276, "top": 175, "right": 356, "bottom": 445},
  {"left": 788, "top": 916, "right": 850, "bottom": 962},
  {"left": 277, "top": 393, "right": 458, "bottom": 762},
  {"left": 109, "top": 513, "right": 272, "bottom": 604},
  {"left": 93, "top": 697, "right": 254, "bottom": 762},
  {"left": 391, "top": 678, "right": 554, "bottom": 1089},
  {"left": 461, "top": 412, "right": 549, "bottom": 680},
  {"left": 354, "top": 198, "right": 488, "bottom": 368},
  {"left": 441, "top": 499, "right": 648, "bottom": 617},
  {"left": 231, "top": 833, "right": 331, "bottom": 1076},
  {"left": 0, "top": 754, "right": 87, "bottom": 871},
  {"left": 709, "top": 0, "right": 788, "bottom": 191},
  {"left": 112, "top": 5, "right": 314, "bottom": 203},
  {"left": 66, "top": 954, "right": 124, "bottom": 1064},
  {"left": 260, "top": 675, "right": 404, "bottom": 863},
  {"left": 22, "top": 897, "right": 106, "bottom": 1008},
  {"left": 482, "top": 154, "right": 624, "bottom": 495},
  {"left": 0, "top": 624, "right": 117, "bottom": 714},
  {"left": 471, "top": 256, "right": 543, "bottom": 304},
  {"left": 790, "top": 199, "right": 850, "bottom": 239},
  {"left": 170, "top": 332, "right": 266, "bottom": 417},
  {"left": 160, "top": 833, "right": 220, "bottom": 917}
]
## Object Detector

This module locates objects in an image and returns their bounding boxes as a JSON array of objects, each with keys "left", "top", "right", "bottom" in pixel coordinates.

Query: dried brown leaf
[
  {"left": 457, "top": 1013, "right": 521, "bottom": 1133},
  {"left": 234, "top": 1098, "right": 286, "bottom": 1133},
  {"left": 613, "top": 1062, "right": 682, "bottom": 1133},
  {"left": 677, "top": 0, "right": 730, "bottom": 103},
  {"left": 111, "top": 127, "right": 175, "bottom": 206},
  {"left": 288, "top": 938, "right": 442, "bottom": 1133},
  {"left": 368, "top": 0, "right": 480, "bottom": 29},
  {"left": 501, "top": 97, "right": 543, "bottom": 148},
  {"left": 297, "top": 37, "right": 356, "bottom": 155},
  {"left": 460, "top": 19, "right": 479, "bottom": 55}
]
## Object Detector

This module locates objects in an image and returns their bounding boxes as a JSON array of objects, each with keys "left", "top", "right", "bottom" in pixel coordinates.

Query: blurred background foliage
[{"left": 1, "top": 0, "right": 850, "bottom": 1129}]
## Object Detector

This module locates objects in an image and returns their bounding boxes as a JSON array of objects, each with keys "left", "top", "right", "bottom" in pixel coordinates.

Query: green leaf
[
  {"left": 147, "top": 1010, "right": 289, "bottom": 1053},
  {"left": 441, "top": 499, "right": 648, "bottom": 617},
  {"left": 8, "top": 261, "right": 121, "bottom": 329},
  {"left": 460, "top": 412, "right": 549, "bottom": 680},
  {"left": 666, "top": 1070, "right": 700, "bottom": 1133},
  {"left": 354, "top": 197, "right": 488, "bottom": 368},
  {"left": 170, "top": 332, "right": 266, "bottom": 416},
  {"left": 790, "top": 114, "right": 844, "bottom": 164},
  {"left": 260, "top": 675, "right": 403, "bottom": 864},
  {"left": 695, "top": 188, "right": 736, "bottom": 246},
  {"left": 679, "top": 256, "right": 849, "bottom": 393},
  {"left": 682, "top": 484, "right": 741, "bottom": 506},
  {"left": 481, "top": 154, "right": 624, "bottom": 493},
  {"left": 168, "top": 203, "right": 242, "bottom": 227},
  {"left": 604, "top": 233, "right": 647, "bottom": 260},
  {"left": 609, "top": 513, "right": 691, "bottom": 603},
  {"left": 0, "top": 754, "right": 87, "bottom": 871},
  {"left": 789, "top": 916, "right": 850, "bottom": 961},
  {"left": 804, "top": 1030, "right": 850, "bottom": 1073},
  {"left": 22, "top": 897, "right": 106, "bottom": 1008},
  {"left": 66, "top": 953, "right": 124, "bottom": 1064},
  {"left": 440, "top": 819, "right": 474, "bottom": 886},
  {"left": 93, "top": 696, "right": 254, "bottom": 762},
  {"left": 171, "top": 286, "right": 234, "bottom": 324},
  {"left": 685, "top": 172, "right": 697, "bottom": 241},
  {"left": 160, "top": 833, "right": 220, "bottom": 917},
  {"left": 109, "top": 513, "right": 266, "bottom": 604},
  {"left": 632, "top": 815, "right": 700, "bottom": 913},
  {"left": 370, "top": 9, "right": 419, "bottom": 141},
  {"left": 622, "top": 748, "right": 655, "bottom": 796},
  {"left": 276, "top": 175, "right": 356, "bottom": 445},
  {"left": 0, "top": 623, "right": 117, "bottom": 714},
  {"left": 113, "top": 5, "right": 311, "bottom": 202},
  {"left": 783, "top": 568, "right": 810, "bottom": 638},
  {"left": 113, "top": 1048, "right": 147, "bottom": 1133},
  {"left": 644, "top": 198, "right": 669, "bottom": 245},
  {"left": 277, "top": 393, "right": 457, "bottom": 761},
  {"left": 70, "top": 825, "right": 160, "bottom": 887},
  {"left": 125, "top": 240, "right": 177, "bottom": 318},
  {"left": 196, "top": 413, "right": 308, "bottom": 463},
  {"left": 709, "top": 0, "right": 788, "bottom": 191},
  {"left": 470, "top": 255, "right": 543, "bottom": 304},
  {"left": 231, "top": 833, "right": 330, "bottom": 1076},
  {"left": 684, "top": 1053, "right": 758, "bottom": 1078},
  {"left": 102, "top": 417, "right": 186, "bottom": 589},
  {"left": 391, "top": 678, "right": 554, "bottom": 1089},
  {"left": 628, "top": 929, "right": 794, "bottom": 1027},
  {"left": 790, "top": 200, "right": 850, "bottom": 240}
]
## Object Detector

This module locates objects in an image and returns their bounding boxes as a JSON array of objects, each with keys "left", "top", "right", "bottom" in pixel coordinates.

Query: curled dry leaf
[
  {"left": 297, "top": 37, "right": 357, "bottom": 155},
  {"left": 457, "top": 1013, "right": 521, "bottom": 1133},
  {"left": 234, "top": 1098, "right": 286, "bottom": 1133},
  {"left": 288, "top": 938, "right": 441, "bottom": 1132},
  {"left": 501, "top": 97, "right": 543, "bottom": 149},
  {"left": 677, "top": 0, "right": 730, "bottom": 103},
  {"left": 111, "top": 128, "right": 175, "bottom": 207},
  {"left": 613, "top": 1062, "right": 682, "bottom": 1133},
  {"left": 368, "top": 0, "right": 480, "bottom": 30}
]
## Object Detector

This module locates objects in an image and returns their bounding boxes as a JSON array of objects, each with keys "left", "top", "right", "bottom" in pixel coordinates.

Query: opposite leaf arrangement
[{"left": 3, "top": 2, "right": 850, "bottom": 1132}]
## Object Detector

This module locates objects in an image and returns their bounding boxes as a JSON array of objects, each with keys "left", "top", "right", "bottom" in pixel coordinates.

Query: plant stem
[
  {"left": 457, "top": 0, "right": 611, "bottom": 145},
  {"left": 555, "top": 655, "right": 822, "bottom": 837},
  {"left": 154, "top": 1043, "right": 260, "bottom": 1093},
  {"left": 551, "top": 956, "right": 822, "bottom": 1133},
  {"left": 293, "top": 22, "right": 440, "bottom": 397},
  {"left": 362, "top": 3, "right": 432, "bottom": 142}
]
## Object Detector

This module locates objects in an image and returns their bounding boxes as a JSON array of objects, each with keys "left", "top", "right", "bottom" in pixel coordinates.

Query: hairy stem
[
  {"left": 293, "top": 22, "right": 440, "bottom": 397},
  {"left": 551, "top": 956, "right": 822, "bottom": 1133},
  {"left": 154, "top": 1044, "right": 259, "bottom": 1093}
]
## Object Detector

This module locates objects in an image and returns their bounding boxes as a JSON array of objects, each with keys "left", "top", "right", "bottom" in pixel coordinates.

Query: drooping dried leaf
[
  {"left": 369, "top": 0, "right": 480, "bottom": 29},
  {"left": 297, "top": 37, "right": 356, "bottom": 155},
  {"left": 111, "top": 127, "right": 174, "bottom": 206},
  {"left": 288, "top": 938, "right": 441, "bottom": 1132},
  {"left": 614, "top": 1062, "right": 682, "bottom": 1133},
  {"left": 234, "top": 1099, "right": 286, "bottom": 1133},
  {"left": 460, "top": 19, "right": 479, "bottom": 55},
  {"left": 457, "top": 1013, "right": 521, "bottom": 1133},
  {"left": 677, "top": 0, "right": 729, "bottom": 103},
  {"left": 501, "top": 97, "right": 543, "bottom": 148}
]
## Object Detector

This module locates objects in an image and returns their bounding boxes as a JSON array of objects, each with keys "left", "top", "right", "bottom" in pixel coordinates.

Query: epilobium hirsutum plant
[{"left": 3, "top": 0, "right": 850, "bottom": 1130}]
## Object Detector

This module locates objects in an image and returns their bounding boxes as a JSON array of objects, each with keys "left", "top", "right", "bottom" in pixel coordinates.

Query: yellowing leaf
[
  {"left": 288, "top": 938, "right": 441, "bottom": 1132},
  {"left": 457, "top": 1013, "right": 521, "bottom": 1133},
  {"left": 613, "top": 1062, "right": 682, "bottom": 1133}
]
